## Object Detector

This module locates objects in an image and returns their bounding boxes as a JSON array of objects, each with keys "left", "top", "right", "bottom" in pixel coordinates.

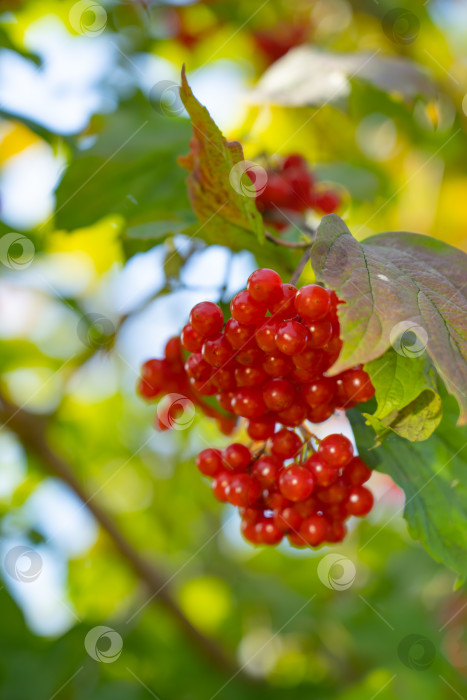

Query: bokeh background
[{"left": 0, "top": 0, "right": 467, "bottom": 698}]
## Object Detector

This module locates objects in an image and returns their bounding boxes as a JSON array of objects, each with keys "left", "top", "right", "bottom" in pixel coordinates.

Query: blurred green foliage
[{"left": 1, "top": 1, "right": 467, "bottom": 699}]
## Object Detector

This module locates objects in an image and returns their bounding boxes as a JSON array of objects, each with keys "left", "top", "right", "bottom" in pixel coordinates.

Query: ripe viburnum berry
[{"left": 138, "top": 259, "right": 376, "bottom": 551}]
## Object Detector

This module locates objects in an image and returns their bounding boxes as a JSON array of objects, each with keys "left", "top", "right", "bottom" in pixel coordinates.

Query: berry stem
[
  {"left": 289, "top": 247, "right": 313, "bottom": 286},
  {"left": 265, "top": 230, "right": 313, "bottom": 248}
]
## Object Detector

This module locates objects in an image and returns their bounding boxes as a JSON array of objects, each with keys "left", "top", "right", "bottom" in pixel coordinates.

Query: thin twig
[
  {"left": 0, "top": 391, "right": 243, "bottom": 679},
  {"left": 289, "top": 247, "right": 313, "bottom": 286},
  {"left": 265, "top": 231, "right": 312, "bottom": 248}
]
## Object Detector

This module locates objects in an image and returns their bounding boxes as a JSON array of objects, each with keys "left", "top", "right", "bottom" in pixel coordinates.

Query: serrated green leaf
[
  {"left": 311, "top": 214, "right": 467, "bottom": 424},
  {"left": 178, "top": 67, "right": 265, "bottom": 244},
  {"left": 349, "top": 389, "right": 467, "bottom": 581},
  {"left": 364, "top": 348, "right": 442, "bottom": 441}
]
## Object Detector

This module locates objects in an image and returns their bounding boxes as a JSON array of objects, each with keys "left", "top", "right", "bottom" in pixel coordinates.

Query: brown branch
[{"left": 0, "top": 392, "right": 244, "bottom": 679}]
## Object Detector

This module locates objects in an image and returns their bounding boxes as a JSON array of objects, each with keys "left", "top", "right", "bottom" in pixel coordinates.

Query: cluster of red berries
[
  {"left": 197, "top": 433, "right": 373, "bottom": 547},
  {"left": 251, "top": 154, "right": 342, "bottom": 230},
  {"left": 139, "top": 267, "right": 375, "bottom": 548}
]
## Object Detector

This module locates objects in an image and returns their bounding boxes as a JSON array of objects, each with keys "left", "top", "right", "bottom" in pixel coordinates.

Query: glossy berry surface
[
  {"left": 138, "top": 260, "right": 376, "bottom": 551},
  {"left": 279, "top": 466, "right": 315, "bottom": 502},
  {"left": 190, "top": 301, "right": 224, "bottom": 337}
]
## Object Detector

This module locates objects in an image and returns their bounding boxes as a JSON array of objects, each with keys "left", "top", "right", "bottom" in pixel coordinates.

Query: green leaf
[
  {"left": 178, "top": 67, "right": 265, "bottom": 243},
  {"left": 311, "top": 214, "right": 467, "bottom": 424},
  {"left": 55, "top": 93, "right": 191, "bottom": 232},
  {"left": 364, "top": 348, "right": 442, "bottom": 441},
  {"left": 252, "top": 47, "right": 438, "bottom": 107},
  {"left": 349, "top": 389, "right": 467, "bottom": 581}
]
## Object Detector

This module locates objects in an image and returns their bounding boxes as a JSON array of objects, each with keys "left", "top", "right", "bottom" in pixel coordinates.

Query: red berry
[
  {"left": 275, "top": 320, "right": 309, "bottom": 356},
  {"left": 264, "top": 491, "right": 289, "bottom": 510},
  {"left": 247, "top": 268, "right": 282, "bottom": 303},
  {"left": 196, "top": 448, "right": 223, "bottom": 477},
  {"left": 318, "top": 434, "right": 354, "bottom": 468},
  {"left": 181, "top": 323, "right": 204, "bottom": 353},
  {"left": 279, "top": 466, "right": 315, "bottom": 502},
  {"left": 326, "top": 521, "right": 347, "bottom": 543},
  {"left": 271, "top": 428, "right": 302, "bottom": 459},
  {"left": 277, "top": 401, "right": 307, "bottom": 427},
  {"left": 212, "top": 471, "right": 233, "bottom": 502},
  {"left": 274, "top": 506, "right": 302, "bottom": 534},
  {"left": 235, "top": 346, "right": 265, "bottom": 366},
  {"left": 185, "top": 353, "right": 212, "bottom": 381},
  {"left": 341, "top": 368, "right": 375, "bottom": 404},
  {"left": 294, "top": 495, "right": 320, "bottom": 518},
  {"left": 247, "top": 416, "right": 276, "bottom": 440},
  {"left": 343, "top": 457, "right": 372, "bottom": 486},
  {"left": 138, "top": 377, "right": 161, "bottom": 400},
  {"left": 262, "top": 353, "right": 294, "bottom": 377},
  {"left": 235, "top": 365, "right": 267, "bottom": 387},
  {"left": 190, "top": 301, "right": 224, "bottom": 337},
  {"left": 251, "top": 455, "right": 282, "bottom": 488},
  {"left": 316, "top": 478, "right": 348, "bottom": 505},
  {"left": 268, "top": 284, "right": 297, "bottom": 319},
  {"left": 306, "top": 403, "right": 334, "bottom": 423},
  {"left": 202, "top": 334, "right": 233, "bottom": 368},
  {"left": 263, "top": 378, "right": 295, "bottom": 411},
  {"left": 255, "top": 319, "right": 280, "bottom": 352},
  {"left": 292, "top": 348, "right": 327, "bottom": 374},
  {"left": 231, "top": 387, "right": 267, "bottom": 419},
  {"left": 299, "top": 514, "right": 329, "bottom": 546},
  {"left": 141, "top": 358, "right": 166, "bottom": 385},
  {"left": 304, "top": 454, "right": 339, "bottom": 487},
  {"left": 216, "top": 391, "right": 234, "bottom": 413},
  {"left": 254, "top": 518, "right": 283, "bottom": 545},
  {"left": 282, "top": 153, "right": 307, "bottom": 170},
  {"left": 303, "top": 378, "right": 335, "bottom": 407},
  {"left": 222, "top": 443, "right": 251, "bottom": 472},
  {"left": 241, "top": 519, "right": 261, "bottom": 544},
  {"left": 231, "top": 290, "right": 267, "bottom": 325},
  {"left": 211, "top": 367, "right": 236, "bottom": 391},
  {"left": 294, "top": 284, "right": 330, "bottom": 321},
  {"left": 239, "top": 507, "right": 261, "bottom": 525},
  {"left": 224, "top": 318, "right": 256, "bottom": 349},
  {"left": 165, "top": 337, "right": 182, "bottom": 364},
  {"left": 228, "top": 474, "right": 261, "bottom": 507},
  {"left": 312, "top": 189, "right": 341, "bottom": 214},
  {"left": 304, "top": 319, "right": 333, "bottom": 348},
  {"left": 346, "top": 486, "right": 374, "bottom": 516}
]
